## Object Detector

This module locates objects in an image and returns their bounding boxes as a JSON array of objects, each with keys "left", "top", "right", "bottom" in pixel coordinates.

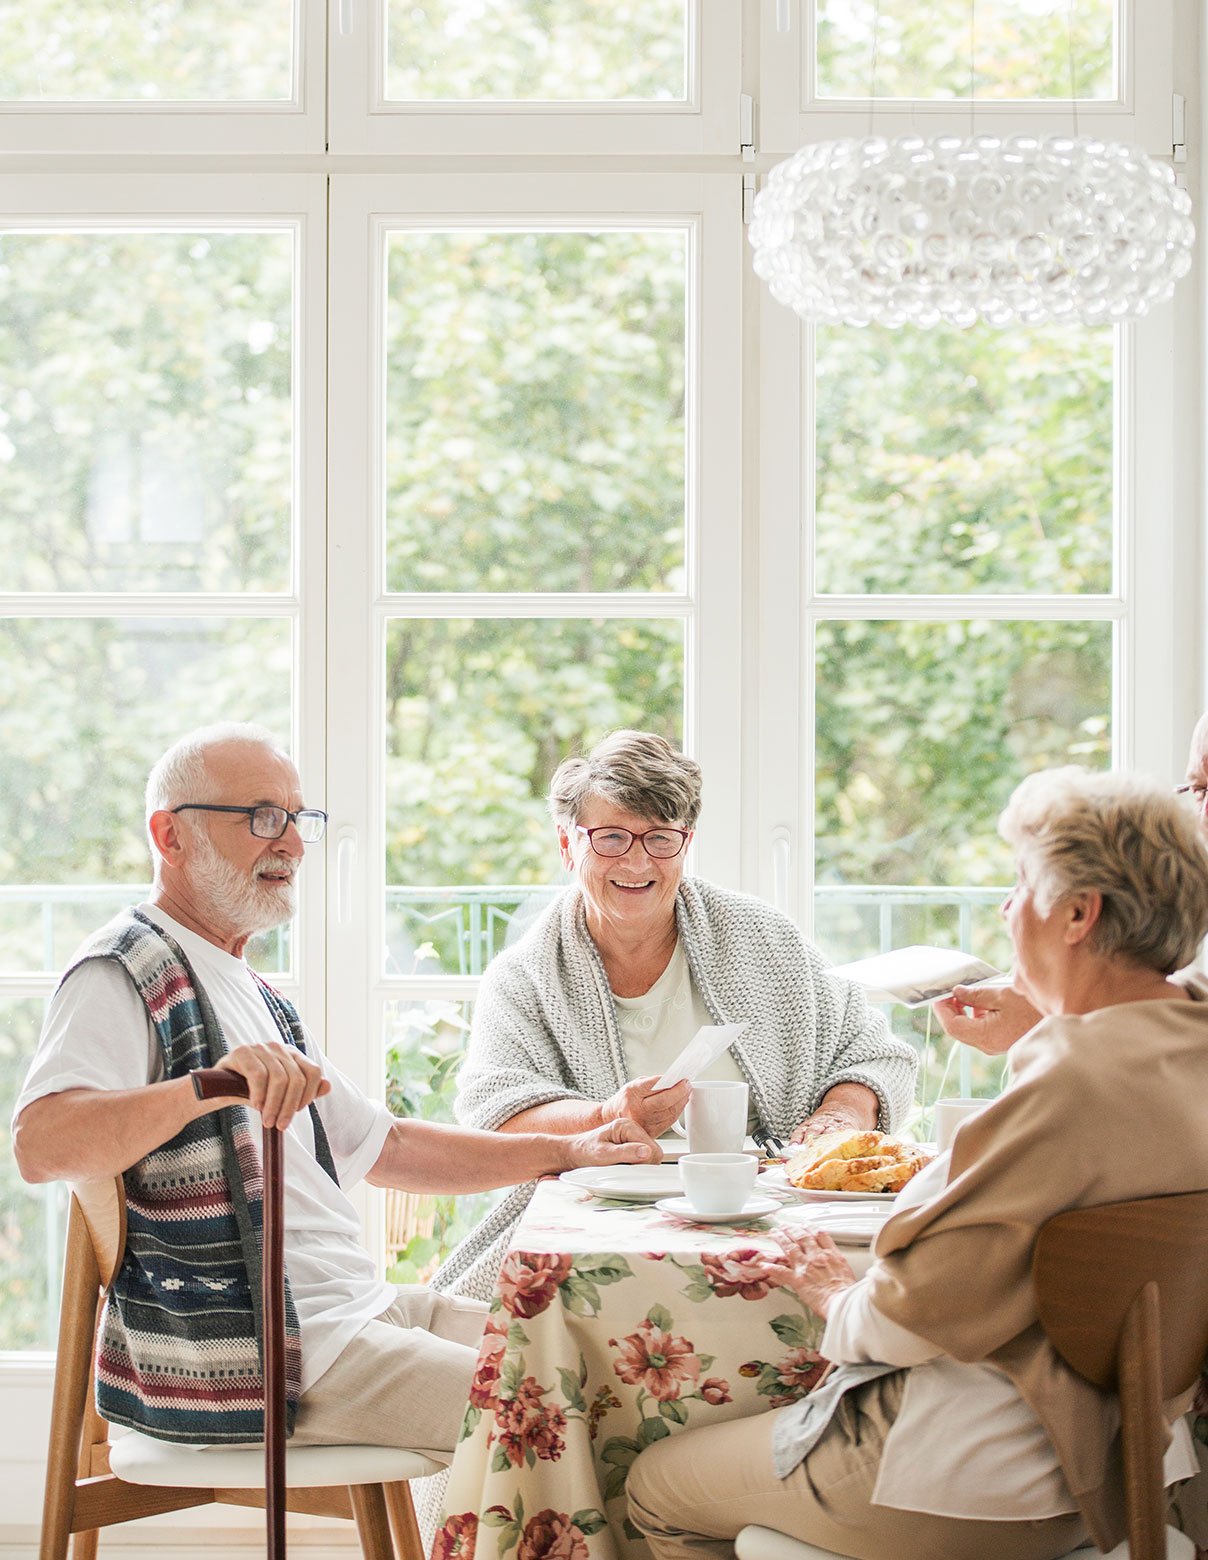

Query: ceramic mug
[
  {"left": 934, "top": 1096, "right": 990, "bottom": 1152},
  {"left": 685, "top": 1079, "right": 748, "bottom": 1155},
  {"left": 680, "top": 1152, "right": 758, "bottom": 1216}
]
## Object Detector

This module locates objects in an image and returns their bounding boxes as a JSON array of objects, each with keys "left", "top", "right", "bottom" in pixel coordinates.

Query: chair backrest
[
  {"left": 1034, "top": 1191, "right": 1208, "bottom": 1396},
  {"left": 71, "top": 1176, "right": 126, "bottom": 1289},
  {"left": 1033, "top": 1190, "right": 1208, "bottom": 1560}
]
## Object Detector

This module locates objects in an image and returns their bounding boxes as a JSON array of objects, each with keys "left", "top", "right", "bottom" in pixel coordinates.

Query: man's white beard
[{"left": 190, "top": 828, "right": 297, "bottom": 938}]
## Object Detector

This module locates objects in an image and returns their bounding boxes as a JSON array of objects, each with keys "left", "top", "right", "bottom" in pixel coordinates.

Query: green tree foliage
[
  {"left": 387, "top": 0, "right": 685, "bottom": 102},
  {"left": 0, "top": 0, "right": 292, "bottom": 100},
  {"left": 817, "top": 0, "right": 1114, "bottom": 101},
  {"left": 0, "top": 6, "right": 1121, "bottom": 1327}
]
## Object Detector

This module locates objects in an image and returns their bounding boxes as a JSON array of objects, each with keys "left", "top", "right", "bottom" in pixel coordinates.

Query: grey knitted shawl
[{"left": 431, "top": 876, "right": 918, "bottom": 1299}]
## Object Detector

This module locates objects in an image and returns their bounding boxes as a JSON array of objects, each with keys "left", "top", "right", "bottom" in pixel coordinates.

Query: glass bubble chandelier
[{"left": 749, "top": 131, "right": 1194, "bottom": 329}]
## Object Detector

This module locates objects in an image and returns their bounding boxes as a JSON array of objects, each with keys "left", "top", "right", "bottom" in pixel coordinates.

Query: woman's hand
[
  {"left": 933, "top": 982, "right": 1040, "bottom": 1055},
  {"left": 789, "top": 1080, "right": 879, "bottom": 1146},
  {"left": 765, "top": 1226, "right": 856, "bottom": 1318},
  {"left": 600, "top": 1075, "right": 692, "bottom": 1138}
]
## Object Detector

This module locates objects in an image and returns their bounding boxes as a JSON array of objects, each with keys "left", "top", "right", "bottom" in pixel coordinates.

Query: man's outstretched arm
[{"left": 365, "top": 1113, "right": 659, "bottom": 1195}]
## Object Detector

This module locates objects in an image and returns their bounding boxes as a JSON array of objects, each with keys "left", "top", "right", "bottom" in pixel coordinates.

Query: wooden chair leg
[
  {"left": 350, "top": 1484, "right": 396, "bottom": 1560},
  {"left": 40, "top": 1217, "right": 102, "bottom": 1560},
  {"left": 69, "top": 1309, "right": 110, "bottom": 1560},
  {"left": 383, "top": 1482, "right": 425, "bottom": 1560}
]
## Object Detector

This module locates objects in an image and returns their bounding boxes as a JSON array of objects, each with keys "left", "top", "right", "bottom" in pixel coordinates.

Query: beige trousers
[
  {"left": 290, "top": 1289, "right": 488, "bottom": 1460},
  {"left": 627, "top": 1372, "right": 1093, "bottom": 1560}
]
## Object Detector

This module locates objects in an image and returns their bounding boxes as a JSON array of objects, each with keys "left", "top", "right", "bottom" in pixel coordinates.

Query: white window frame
[
  {"left": 758, "top": 0, "right": 1174, "bottom": 156},
  {"left": 327, "top": 0, "right": 742, "bottom": 155},
  {"left": 325, "top": 175, "right": 744, "bottom": 1234},
  {"left": 0, "top": 0, "right": 326, "bottom": 154},
  {"left": 0, "top": 170, "right": 330, "bottom": 1016},
  {"left": 751, "top": 264, "right": 1190, "bottom": 933}
]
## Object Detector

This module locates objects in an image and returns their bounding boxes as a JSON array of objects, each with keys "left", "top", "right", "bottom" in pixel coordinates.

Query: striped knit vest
[{"left": 65, "top": 907, "right": 337, "bottom": 1443}]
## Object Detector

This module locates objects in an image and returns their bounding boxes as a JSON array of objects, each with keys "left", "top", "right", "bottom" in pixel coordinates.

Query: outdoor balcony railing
[{"left": 2, "top": 881, "right": 1008, "bottom": 981}]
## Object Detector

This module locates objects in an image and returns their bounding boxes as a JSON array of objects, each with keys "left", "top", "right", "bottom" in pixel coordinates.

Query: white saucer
[
  {"left": 560, "top": 1164, "right": 682, "bottom": 1202},
  {"left": 654, "top": 1193, "right": 780, "bottom": 1224}
]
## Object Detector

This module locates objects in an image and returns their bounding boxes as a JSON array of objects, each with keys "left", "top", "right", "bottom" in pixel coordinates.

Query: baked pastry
[
  {"left": 786, "top": 1130, "right": 934, "bottom": 1194},
  {"left": 792, "top": 1128, "right": 885, "bottom": 1167}
]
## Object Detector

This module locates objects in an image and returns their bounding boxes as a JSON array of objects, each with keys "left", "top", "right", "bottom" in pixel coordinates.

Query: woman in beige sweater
[{"left": 628, "top": 766, "right": 1208, "bottom": 1560}]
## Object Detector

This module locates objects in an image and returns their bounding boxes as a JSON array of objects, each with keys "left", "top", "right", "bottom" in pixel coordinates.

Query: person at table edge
[
  {"left": 935, "top": 712, "right": 1208, "bottom": 1057},
  {"left": 12, "top": 722, "right": 659, "bottom": 1459},
  {"left": 627, "top": 766, "right": 1208, "bottom": 1560},
  {"left": 433, "top": 729, "right": 917, "bottom": 1300}
]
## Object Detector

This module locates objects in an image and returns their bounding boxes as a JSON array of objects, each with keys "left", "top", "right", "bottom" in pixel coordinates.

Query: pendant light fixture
[{"left": 749, "top": 11, "right": 1193, "bottom": 328}]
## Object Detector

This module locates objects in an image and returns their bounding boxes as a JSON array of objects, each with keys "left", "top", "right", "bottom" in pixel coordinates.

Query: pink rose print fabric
[
  {"left": 439, "top": 1176, "right": 852, "bottom": 1560},
  {"left": 498, "top": 1251, "right": 574, "bottom": 1319}
]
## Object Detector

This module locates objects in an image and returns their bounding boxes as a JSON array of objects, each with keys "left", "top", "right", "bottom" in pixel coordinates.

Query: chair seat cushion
[
  {"left": 734, "top": 1524, "right": 1196, "bottom": 1560},
  {"left": 109, "top": 1428, "right": 445, "bottom": 1488}
]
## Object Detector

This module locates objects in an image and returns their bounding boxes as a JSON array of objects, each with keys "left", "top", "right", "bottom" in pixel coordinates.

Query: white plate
[
  {"left": 560, "top": 1164, "right": 683, "bottom": 1202},
  {"left": 654, "top": 1194, "right": 780, "bottom": 1224},
  {"left": 792, "top": 1187, "right": 898, "bottom": 1202}
]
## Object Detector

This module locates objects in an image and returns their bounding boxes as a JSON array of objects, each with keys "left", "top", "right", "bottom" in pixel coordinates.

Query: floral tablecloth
[
  {"left": 436, "top": 1174, "right": 840, "bottom": 1560},
  {"left": 436, "top": 1175, "right": 1208, "bottom": 1560}
]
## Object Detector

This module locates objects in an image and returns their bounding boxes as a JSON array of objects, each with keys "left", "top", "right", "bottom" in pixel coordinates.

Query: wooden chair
[
  {"left": 39, "top": 1172, "right": 444, "bottom": 1560},
  {"left": 737, "top": 1189, "right": 1208, "bottom": 1560}
]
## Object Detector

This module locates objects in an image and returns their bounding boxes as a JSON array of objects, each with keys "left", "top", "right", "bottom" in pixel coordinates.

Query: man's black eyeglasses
[{"left": 171, "top": 804, "right": 328, "bottom": 843}]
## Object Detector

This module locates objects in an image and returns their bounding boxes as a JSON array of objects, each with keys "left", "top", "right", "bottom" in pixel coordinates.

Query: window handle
[
  {"left": 336, "top": 827, "right": 357, "bottom": 925},
  {"left": 338, "top": 0, "right": 354, "bottom": 37},
  {"left": 775, "top": 0, "right": 791, "bottom": 33},
  {"left": 772, "top": 827, "right": 792, "bottom": 916}
]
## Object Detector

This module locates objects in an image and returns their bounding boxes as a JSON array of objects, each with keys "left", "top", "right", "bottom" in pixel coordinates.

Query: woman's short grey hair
[
  {"left": 999, "top": 765, "right": 1208, "bottom": 974},
  {"left": 549, "top": 730, "right": 703, "bottom": 830},
  {"left": 145, "top": 722, "right": 287, "bottom": 821}
]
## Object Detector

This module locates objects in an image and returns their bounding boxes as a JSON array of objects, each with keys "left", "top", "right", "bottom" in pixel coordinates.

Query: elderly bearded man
[{"left": 13, "top": 723, "right": 658, "bottom": 1458}]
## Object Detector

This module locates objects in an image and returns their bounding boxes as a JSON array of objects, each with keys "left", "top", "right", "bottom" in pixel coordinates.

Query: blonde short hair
[
  {"left": 548, "top": 730, "right": 702, "bottom": 830},
  {"left": 999, "top": 766, "right": 1208, "bottom": 974}
]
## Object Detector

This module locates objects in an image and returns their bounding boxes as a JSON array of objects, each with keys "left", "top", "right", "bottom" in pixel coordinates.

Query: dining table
[{"left": 433, "top": 1161, "right": 894, "bottom": 1560}]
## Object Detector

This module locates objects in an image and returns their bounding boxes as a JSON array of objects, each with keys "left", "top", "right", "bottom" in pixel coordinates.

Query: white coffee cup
[
  {"left": 934, "top": 1096, "right": 990, "bottom": 1152},
  {"left": 680, "top": 1153, "right": 759, "bottom": 1217},
  {"left": 686, "top": 1079, "right": 749, "bottom": 1155}
]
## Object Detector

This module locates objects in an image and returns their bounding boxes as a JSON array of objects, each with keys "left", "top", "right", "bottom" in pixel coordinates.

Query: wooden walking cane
[{"left": 191, "top": 1067, "right": 288, "bottom": 1560}]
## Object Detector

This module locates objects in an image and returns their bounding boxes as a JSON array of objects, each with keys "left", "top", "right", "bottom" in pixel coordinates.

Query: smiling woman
[{"left": 431, "top": 730, "right": 920, "bottom": 1302}]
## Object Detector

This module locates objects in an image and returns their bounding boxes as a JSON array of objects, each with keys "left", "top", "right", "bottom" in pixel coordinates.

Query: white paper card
[
  {"left": 829, "top": 945, "right": 1004, "bottom": 1008},
  {"left": 653, "top": 1022, "right": 749, "bottom": 1091}
]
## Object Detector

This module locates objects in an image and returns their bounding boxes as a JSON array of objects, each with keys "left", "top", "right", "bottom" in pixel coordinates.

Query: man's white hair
[{"left": 145, "top": 722, "right": 289, "bottom": 822}]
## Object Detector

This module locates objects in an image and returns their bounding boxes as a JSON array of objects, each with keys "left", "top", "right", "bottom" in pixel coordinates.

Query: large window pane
[
  {"left": 0, "top": 616, "right": 292, "bottom": 974},
  {"left": 0, "top": 996, "right": 63, "bottom": 1350},
  {"left": 816, "top": 0, "right": 1114, "bottom": 101},
  {"left": 814, "top": 618, "right": 1111, "bottom": 890},
  {"left": 384, "top": 616, "right": 684, "bottom": 973},
  {"left": 815, "top": 325, "right": 1113, "bottom": 595},
  {"left": 385, "top": 229, "right": 686, "bottom": 593},
  {"left": 382, "top": 996, "right": 501, "bottom": 1281},
  {"left": 385, "top": 1, "right": 686, "bottom": 103},
  {"left": 0, "top": 231, "right": 293, "bottom": 592},
  {"left": 0, "top": 1, "right": 293, "bottom": 101}
]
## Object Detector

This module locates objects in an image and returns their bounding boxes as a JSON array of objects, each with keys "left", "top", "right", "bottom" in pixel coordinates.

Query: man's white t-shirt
[{"left": 14, "top": 904, "right": 396, "bottom": 1392}]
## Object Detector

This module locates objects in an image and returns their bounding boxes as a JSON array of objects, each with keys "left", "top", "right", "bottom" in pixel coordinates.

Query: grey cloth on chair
[{"left": 771, "top": 1362, "right": 902, "bottom": 1479}]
